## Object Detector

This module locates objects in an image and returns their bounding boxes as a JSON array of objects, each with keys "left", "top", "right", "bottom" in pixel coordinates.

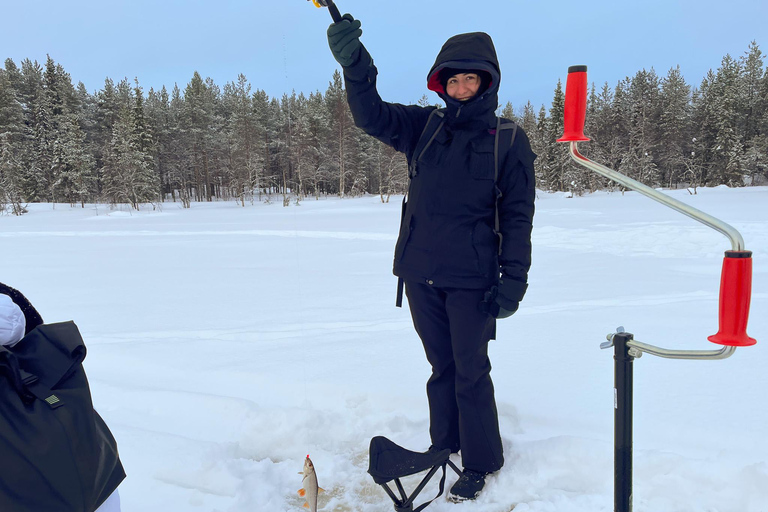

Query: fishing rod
[{"left": 308, "top": 0, "right": 342, "bottom": 22}]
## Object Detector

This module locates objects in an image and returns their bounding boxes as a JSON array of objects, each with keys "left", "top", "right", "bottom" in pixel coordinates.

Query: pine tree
[
  {"left": 610, "top": 78, "right": 632, "bottom": 176},
  {"left": 417, "top": 94, "right": 440, "bottom": 108},
  {"left": 133, "top": 81, "right": 158, "bottom": 201},
  {"left": 101, "top": 108, "right": 158, "bottom": 209},
  {"left": 500, "top": 102, "right": 520, "bottom": 123},
  {"left": 761, "top": 62, "right": 768, "bottom": 139},
  {"left": 30, "top": 94, "right": 54, "bottom": 201},
  {"left": 325, "top": 70, "right": 356, "bottom": 197},
  {"left": 264, "top": 96, "right": 283, "bottom": 199},
  {"left": 623, "top": 69, "right": 661, "bottom": 186},
  {"left": 92, "top": 78, "right": 121, "bottom": 198},
  {"left": 251, "top": 89, "right": 273, "bottom": 200},
  {"left": 0, "top": 67, "right": 25, "bottom": 145},
  {"left": 658, "top": 66, "right": 692, "bottom": 187},
  {"left": 544, "top": 79, "right": 577, "bottom": 193},
  {"left": 346, "top": 125, "right": 368, "bottom": 197},
  {"left": 43, "top": 56, "right": 62, "bottom": 124},
  {"left": 132, "top": 81, "right": 153, "bottom": 154},
  {"left": 581, "top": 83, "right": 610, "bottom": 191},
  {"left": 146, "top": 86, "right": 173, "bottom": 200},
  {"left": 0, "top": 134, "right": 26, "bottom": 214},
  {"left": 38, "top": 57, "right": 79, "bottom": 203},
  {"left": 534, "top": 105, "right": 551, "bottom": 190},
  {"left": 222, "top": 75, "right": 257, "bottom": 205},
  {"left": 520, "top": 101, "right": 537, "bottom": 137},
  {"left": 305, "top": 90, "right": 330, "bottom": 199},
  {"left": 182, "top": 72, "right": 224, "bottom": 201},
  {"left": 52, "top": 115, "right": 96, "bottom": 207},
  {"left": 710, "top": 55, "right": 744, "bottom": 185},
  {"left": 690, "top": 71, "right": 718, "bottom": 186},
  {"left": 168, "top": 84, "right": 192, "bottom": 206},
  {"left": 738, "top": 42, "right": 767, "bottom": 184},
  {"left": 277, "top": 91, "right": 295, "bottom": 205},
  {"left": 291, "top": 91, "right": 314, "bottom": 202},
  {"left": 739, "top": 42, "right": 765, "bottom": 142}
]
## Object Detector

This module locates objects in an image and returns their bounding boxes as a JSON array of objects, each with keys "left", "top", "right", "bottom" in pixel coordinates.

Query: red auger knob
[
  {"left": 708, "top": 251, "right": 757, "bottom": 346},
  {"left": 557, "top": 65, "right": 591, "bottom": 143}
]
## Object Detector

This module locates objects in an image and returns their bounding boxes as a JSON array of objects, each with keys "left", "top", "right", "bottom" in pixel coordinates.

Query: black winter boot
[{"left": 448, "top": 468, "right": 486, "bottom": 502}]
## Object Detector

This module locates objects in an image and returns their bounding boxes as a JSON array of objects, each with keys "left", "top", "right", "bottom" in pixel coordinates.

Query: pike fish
[{"left": 298, "top": 455, "right": 324, "bottom": 511}]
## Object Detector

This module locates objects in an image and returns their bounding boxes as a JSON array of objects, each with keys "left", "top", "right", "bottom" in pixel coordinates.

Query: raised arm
[{"left": 327, "top": 14, "right": 432, "bottom": 157}]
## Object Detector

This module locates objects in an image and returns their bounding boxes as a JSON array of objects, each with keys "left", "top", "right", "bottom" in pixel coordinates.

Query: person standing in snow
[
  {"left": 0, "top": 282, "right": 124, "bottom": 512},
  {"left": 326, "top": 16, "right": 536, "bottom": 502}
]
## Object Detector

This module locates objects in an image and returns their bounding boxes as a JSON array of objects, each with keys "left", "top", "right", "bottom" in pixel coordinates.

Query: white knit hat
[{"left": 0, "top": 293, "right": 26, "bottom": 347}]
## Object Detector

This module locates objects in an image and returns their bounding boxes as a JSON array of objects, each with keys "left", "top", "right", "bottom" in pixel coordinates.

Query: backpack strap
[
  {"left": 0, "top": 345, "right": 33, "bottom": 402},
  {"left": 0, "top": 345, "right": 61, "bottom": 407},
  {"left": 409, "top": 109, "right": 446, "bottom": 179},
  {"left": 493, "top": 117, "right": 519, "bottom": 256},
  {"left": 397, "top": 109, "right": 446, "bottom": 308}
]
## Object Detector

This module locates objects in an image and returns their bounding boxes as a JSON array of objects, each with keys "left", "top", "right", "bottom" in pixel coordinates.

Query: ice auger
[{"left": 557, "top": 65, "right": 757, "bottom": 512}]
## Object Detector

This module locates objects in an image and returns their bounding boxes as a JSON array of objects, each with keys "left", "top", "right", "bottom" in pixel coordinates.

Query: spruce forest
[{"left": 1, "top": 41, "right": 766, "bottom": 215}]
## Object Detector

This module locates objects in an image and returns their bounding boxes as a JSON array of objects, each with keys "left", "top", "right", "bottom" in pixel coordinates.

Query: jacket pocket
[
  {"left": 469, "top": 138, "right": 495, "bottom": 180},
  {"left": 472, "top": 221, "right": 497, "bottom": 277},
  {"left": 394, "top": 215, "right": 414, "bottom": 262}
]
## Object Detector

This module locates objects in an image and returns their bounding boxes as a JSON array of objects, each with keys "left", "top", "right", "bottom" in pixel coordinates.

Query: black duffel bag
[{"left": 0, "top": 321, "right": 125, "bottom": 512}]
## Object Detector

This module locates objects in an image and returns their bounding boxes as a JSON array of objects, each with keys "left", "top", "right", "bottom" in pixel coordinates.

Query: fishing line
[
  {"left": 283, "top": 31, "right": 311, "bottom": 406},
  {"left": 282, "top": 32, "right": 322, "bottom": 479}
]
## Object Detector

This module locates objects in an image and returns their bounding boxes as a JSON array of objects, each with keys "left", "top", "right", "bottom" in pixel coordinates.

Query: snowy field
[{"left": 1, "top": 185, "right": 766, "bottom": 512}]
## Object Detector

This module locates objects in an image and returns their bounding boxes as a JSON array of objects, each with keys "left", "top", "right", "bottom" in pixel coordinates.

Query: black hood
[{"left": 427, "top": 32, "right": 500, "bottom": 124}]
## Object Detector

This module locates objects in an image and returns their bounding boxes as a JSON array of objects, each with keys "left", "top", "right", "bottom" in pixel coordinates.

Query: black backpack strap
[
  {"left": 0, "top": 345, "right": 34, "bottom": 402},
  {"left": 396, "top": 109, "right": 446, "bottom": 308},
  {"left": 0, "top": 345, "right": 62, "bottom": 407},
  {"left": 493, "top": 118, "right": 519, "bottom": 256},
  {"left": 409, "top": 109, "right": 446, "bottom": 179}
]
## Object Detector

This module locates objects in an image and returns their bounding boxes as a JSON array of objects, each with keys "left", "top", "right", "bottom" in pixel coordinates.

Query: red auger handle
[
  {"left": 708, "top": 251, "right": 757, "bottom": 346},
  {"left": 557, "top": 65, "right": 591, "bottom": 143}
]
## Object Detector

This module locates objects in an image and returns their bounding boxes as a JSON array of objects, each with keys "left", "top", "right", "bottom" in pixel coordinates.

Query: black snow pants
[{"left": 404, "top": 280, "right": 504, "bottom": 473}]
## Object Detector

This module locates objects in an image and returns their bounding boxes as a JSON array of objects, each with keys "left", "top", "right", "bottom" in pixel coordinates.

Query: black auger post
[{"left": 612, "top": 331, "right": 635, "bottom": 512}]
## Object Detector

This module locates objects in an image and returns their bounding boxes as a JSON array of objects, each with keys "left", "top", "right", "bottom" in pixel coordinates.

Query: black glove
[
  {"left": 479, "top": 277, "right": 527, "bottom": 319},
  {"left": 327, "top": 14, "right": 363, "bottom": 67}
]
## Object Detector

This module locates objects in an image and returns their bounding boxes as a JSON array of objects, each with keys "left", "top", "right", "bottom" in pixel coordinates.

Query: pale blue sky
[{"left": 3, "top": 0, "right": 766, "bottom": 111}]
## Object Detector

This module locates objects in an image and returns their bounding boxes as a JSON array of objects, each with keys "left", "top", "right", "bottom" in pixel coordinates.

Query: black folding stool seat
[{"left": 367, "top": 436, "right": 463, "bottom": 512}]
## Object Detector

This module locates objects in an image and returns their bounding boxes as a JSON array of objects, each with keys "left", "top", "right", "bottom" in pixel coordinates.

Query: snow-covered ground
[{"left": 1, "top": 186, "right": 766, "bottom": 512}]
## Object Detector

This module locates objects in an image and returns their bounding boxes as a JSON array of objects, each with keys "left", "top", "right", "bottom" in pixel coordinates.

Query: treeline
[
  {"left": 1, "top": 41, "right": 767, "bottom": 214},
  {"left": 0, "top": 58, "right": 408, "bottom": 214}
]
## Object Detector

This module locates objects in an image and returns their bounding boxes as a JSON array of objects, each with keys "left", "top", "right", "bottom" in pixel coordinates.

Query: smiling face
[{"left": 445, "top": 72, "right": 482, "bottom": 102}]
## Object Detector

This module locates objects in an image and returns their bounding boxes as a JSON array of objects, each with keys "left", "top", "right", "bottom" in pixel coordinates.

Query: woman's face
[{"left": 445, "top": 73, "right": 481, "bottom": 102}]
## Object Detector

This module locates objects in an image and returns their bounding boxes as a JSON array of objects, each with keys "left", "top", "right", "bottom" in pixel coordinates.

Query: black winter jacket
[{"left": 343, "top": 32, "right": 536, "bottom": 298}]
